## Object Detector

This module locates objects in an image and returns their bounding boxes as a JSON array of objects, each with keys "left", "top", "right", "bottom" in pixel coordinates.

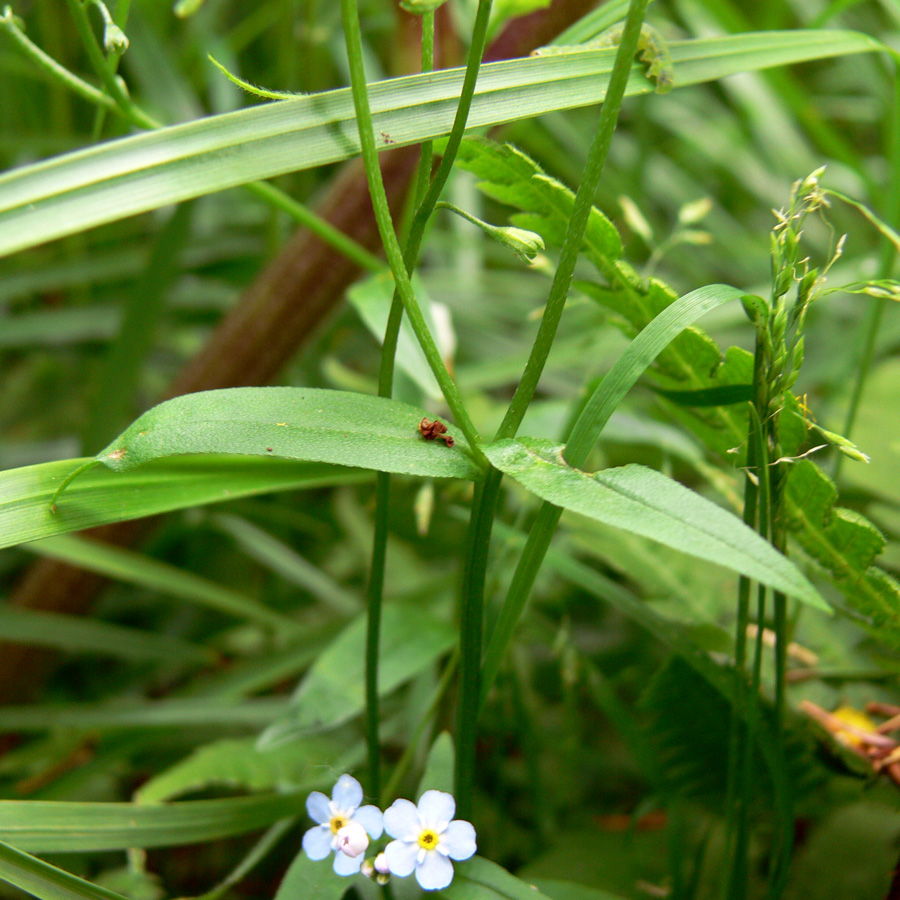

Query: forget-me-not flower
[
  {"left": 383, "top": 790, "right": 476, "bottom": 890},
  {"left": 302, "top": 774, "right": 384, "bottom": 876}
]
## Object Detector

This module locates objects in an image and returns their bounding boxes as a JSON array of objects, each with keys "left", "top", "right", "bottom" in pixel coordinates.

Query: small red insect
[{"left": 418, "top": 417, "right": 454, "bottom": 447}]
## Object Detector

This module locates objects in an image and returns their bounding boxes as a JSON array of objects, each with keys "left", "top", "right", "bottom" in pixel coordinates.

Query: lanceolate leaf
[
  {"left": 273, "top": 852, "right": 348, "bottom": 900},
  {"left": 0, "top": 840, "right": 129, "bottom": 900},
  {"left": 0, "top": 31, "right": 882, "bottom": 255},
  {"left": 0, "top": 456, "right": 369, "bottom": 551},
  {"left": 92, "top": 388, "right": 479, "bottom": 481},
  {"left": 483, "top": 438, "right": 825, "bottom": 609}
]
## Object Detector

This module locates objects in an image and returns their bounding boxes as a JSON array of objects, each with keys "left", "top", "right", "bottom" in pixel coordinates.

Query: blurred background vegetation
[{"left": 2, "top": 0, "right": 900, "bottom": 898}]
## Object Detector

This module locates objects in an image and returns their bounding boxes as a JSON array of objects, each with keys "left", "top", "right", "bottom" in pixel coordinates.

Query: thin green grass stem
[
  {"left": 0, "top": 9, "right": 117, "bottom": 112},
  {"left": 477, "top": 0, "right": 652, "bottom": 710},
  {"left": 338, "top": 0, "right": 485, "bottom": 459},
  {"left": 64, "top": 0, "right": 159, "bottom": 129}
]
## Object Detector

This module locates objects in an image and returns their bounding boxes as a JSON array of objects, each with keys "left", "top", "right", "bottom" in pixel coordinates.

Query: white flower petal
[
  {"left": 301, "top": 825, "right": 332, "bottom": 861},
  {"left": 441, "top": 820, "right": 476, "bottom": 860},
  {"left": 384, "top": 798, "right": 421, "bottom": 840},
  {"left": 384, "top": 839, "right": 419, "bottom": 877},
  {"left": 333, "top": 849, "right": 363, "bottom": 876},
  {"left": 306, "top": 791, "right": 331, "bottom": 824},
  {"left": 331, "top": 774, "right": 363, "bottom": 812},
  {"left": 417, "top": 790, "right": 455, "bottom": 830},
  {"left": 416, "top": 851, "right": 454, "bottom": 891},
  {"left": 352, "top": 804, "right": 384, "bottom": 839}
]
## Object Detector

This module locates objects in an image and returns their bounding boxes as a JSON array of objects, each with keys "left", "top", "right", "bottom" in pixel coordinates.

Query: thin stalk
[
  {"left": 338, "top": 0, "right": 486, "bottom": 461},
  {"left": 247, "top": 182, "right": 384, "bottom": 273},
  {"left": 0, "top": 9, "right": 118, "bottom": 112},
  {"left": 64, "top": 0, "right": 159, "bottom": 129},
  {"left": 477, "top": 0, "right": 653, "bottom": 710},
  {"left": 455, "top": 470, "right": 502, "bottom": 818}
]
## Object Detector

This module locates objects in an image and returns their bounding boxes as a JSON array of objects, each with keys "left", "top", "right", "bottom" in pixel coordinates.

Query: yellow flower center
[
  {"left": 330, "top": 815, "right": 348, "bottom": 834},
  {"left": 418, "top": 829, "right": 440, "bottom": 851}
]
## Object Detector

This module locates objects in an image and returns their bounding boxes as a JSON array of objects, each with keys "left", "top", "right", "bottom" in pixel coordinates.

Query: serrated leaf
[
  {"left": 91, "top": 388, "right": 479, "bottom": 481},
  {"left": 483, "top": 437, "right": 825, "bottom": 608},
  {"left": 258, "top": 604, "right": 455, "bottom": 747},
  {"left": 785, "top": 460, "right": 900, "bottom": 645},
  {"left": 454, "top": 139, "right": 623, "bottom": 262}
]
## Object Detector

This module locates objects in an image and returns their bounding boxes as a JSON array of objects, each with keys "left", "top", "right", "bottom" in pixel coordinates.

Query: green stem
[
  {"left": 455, "top": 470, "right": 502, "bottom": 818},
  {"left": 64, "top": 0, "right": 159, "bottom": 129},
  {"left": 495, "top": 0, "right": 651, "bottom": 443},
  {"left": 338, "top": 0, "right": 485, "bottom": 462},
  {"left": 247, "top": 182, "right": 384, "bottom": 273},
  {"left": 0, "top": 8, "right": 118, "bottom": 112},
  {"left": 477, "top": 0, "right": 652, "bottom": 709}
]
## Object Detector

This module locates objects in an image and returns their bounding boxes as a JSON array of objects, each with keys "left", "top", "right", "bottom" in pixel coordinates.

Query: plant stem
[
  {"left": 477, "top": 0, "right": 652, "bottom": 709},
  {"left": 339, "top": 0, "right": 486, "bottom": 461},
  {"left": 0, "top": 8, "right": 118, "bottom": 112},
  {"left": 64, "top": 0, "right": 159, "bottom": 129}
]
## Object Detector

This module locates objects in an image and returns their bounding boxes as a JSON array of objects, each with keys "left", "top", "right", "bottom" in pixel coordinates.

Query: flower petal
[
  {"left": 384, "top": 798, "right": 421, "bottom": 840},
  {"left": 384, "top": 839, "right": 419, "bottom": 877},
  {"left": 417, "top": 790, "right": 455, "bottom": 830},
  {"left": 441, "top": 820, "right": 476, "bottom": 860},
  {"left": 331, "top": 774, "right": 363, "bottom": 812},
  {"left": 306, "top": 791, "right": 331, "bottom": 824},
  {"left": 416, "top": 851, "right": 454, "bottom": 891},
  {"left": 352, "top": 804, "right": 384, "bottom": 839},
  {"left": 333, "top": 849, "right": 363, "bottom": 876},
  {"left": 301, "top": 825, "right": 332, "bottom": 861}
]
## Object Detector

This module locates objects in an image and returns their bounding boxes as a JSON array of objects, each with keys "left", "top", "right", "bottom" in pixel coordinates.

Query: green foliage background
[{"left": 2, "top": 0, "right": 900, "bottom": 898}]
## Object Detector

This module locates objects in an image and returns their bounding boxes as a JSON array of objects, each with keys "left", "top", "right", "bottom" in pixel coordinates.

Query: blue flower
[
  {"left": 383, "top": 790, "right": 476, "bottom": 890},
  {"left": 302, "top": 775, "right": 384, "bottom": 876}
]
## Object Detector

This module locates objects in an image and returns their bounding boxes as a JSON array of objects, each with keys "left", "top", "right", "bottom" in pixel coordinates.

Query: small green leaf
[
  {"left": 483, "top": 437, "right": 826, "bottom": 609},
  {"left": 92, "top": 388, "right": 479, "bottom": 481},
  {"left": 418, "top": 731, "right": 455, "bottom": 797}
]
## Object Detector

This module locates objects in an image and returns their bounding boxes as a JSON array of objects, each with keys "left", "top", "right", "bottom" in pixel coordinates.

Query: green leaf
[
  {"left": 92, "top": 388, "right": 479, "bottom": 481},
  {"left": 0, "top": 31, "right": 882, "bottom": 255},
  {"left": 441, "top": 857, "right": 555, "bottom": 900},
  {"left": 258, "top": 603, "right": 456, "bottom": 747},
  {"left": 527, "top": 882, "right": 628, "bottom": 900},
  {"left": 483, "top": 437, "right": 825, "bottom": 609},
  {"left": 274, "top": 851, "right": 350, "bottom": 900},
  {"left": 0, "top": 791, "right": 306, "bottom": 852},
  {"left": 0, "top": 605, "right": 212, "bottom": 665},
  {"left": 785, "top": 460, "right": 900, "bottom": 644},
  {"left": 134, "top": 736, "right": 363, "bottom": 803},
  {"left": 0, "top": 839, "right": 129, "bottom": 900},
  {"left": 0, "top": 455, "right": 369, "bottom": 551}
]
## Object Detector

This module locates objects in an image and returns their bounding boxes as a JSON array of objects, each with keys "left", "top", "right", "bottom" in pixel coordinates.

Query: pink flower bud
[{"left": 336, "top": 822, "right": 369, "bottom": 858}]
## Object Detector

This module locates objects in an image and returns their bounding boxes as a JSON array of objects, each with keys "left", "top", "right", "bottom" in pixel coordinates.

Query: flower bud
[{"left": 336, "top": 822, "right": 369, "bottom": 858}]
